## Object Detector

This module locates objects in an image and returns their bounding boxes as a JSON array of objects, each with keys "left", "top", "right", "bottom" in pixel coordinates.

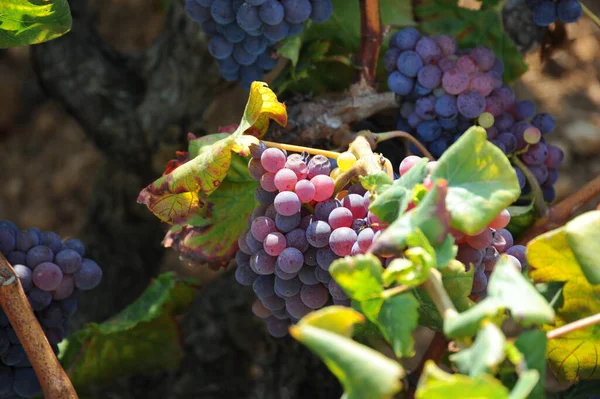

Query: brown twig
[
  {"left": 0, "top": 254, "right": 78, "bottom": 399},
  {"left": 547, "top": 312, "right": 600, "bottom": 340},
  {"left": 517, "top": 174, "right": 600, "bottom": 244},
  {"left": 372, "top": 130, "right": 435, "bottom": 161},
  {"left": 358, "top": 0, "right": 383, "bottom": 86}
]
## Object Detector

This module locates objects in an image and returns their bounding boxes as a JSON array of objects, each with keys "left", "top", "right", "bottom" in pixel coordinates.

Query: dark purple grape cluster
[
  {"left": 0, "top": 221, "right": 102, "bottom": 398},
  {"left": 236, "top": 143, "right": 388, "bottom": 337},
  {"left": 386, "top": 28, "right": 563, "bottom": 203},
  {"left": 185, "top": 0, "right": 333, "bottom": 89},
  {"left": 526, "top": 0, "right": 583, "bottom": 26}
]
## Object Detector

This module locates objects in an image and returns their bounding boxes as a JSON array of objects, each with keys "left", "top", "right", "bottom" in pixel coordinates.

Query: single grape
[
  {"left": 248, "top": 158, "right": 267, "bottom": 181},
  {"left": 522, "top": 142, "right": 548, "bottom": 166},
  {"left": 285, "top": 228, "right": 309, "bottom": 252},
  {"left": 328, "top": 207, "right": 354, "bottom": 229},
  {"left": 26, "top": 246, "right": 54, "bottom": 269},
  {"left": 533, "top": 1, "right": 557, "bottom": 26},
  {"left": 357, "top": 228, "right": 374, "bottom": 252},
  {"left": 391, "top": 27, "right": 421, "bottom": 50},
  {"left": 28, "top": 288, "right": 52, "bottom": 311},
  {"left": 442, "top": 69, "right": 470, "bottom": 95},
  {"left": 263, "top": 232, "right": 287, "bottom": 256},
  {"left": 255, "top": 186, "right": 277, "bottom": 205},
  {"left": 32, "top": 262, "right": 63, "bottom": 291},
  {"left": 388, "top": 71, "right": 415, "bottom": 96},
  {"left": 399, "top": 155, "right": 422, "bottom": 175},
  {"left": 274, "top": 191, "right": 301, "bottom": 216},
  {"left": 251, "top": 216, "right": 277, "bottom": 242},
  {"left": 310, "top": 0, "right": 333, "bottom": 22},
  {"left": 235, "top": 264, "right": 259, "bottom": 286},
  {"left": 275, "top": 212, "right": 302, "bottom": 232},
  {"left": 415, "top": 36, "right": 442, "bottom": 64},
  {"left": 470, "top": 46, "right": 496, "bottom": 71},
  {"left": 262, "top": 294, "right": 286, "bottom": 311},
  {"left": 532, "top": 113, "right": 555, "bottom": 134},
  {"left": 304, "top": 246, "right": 318, "bottom": 266},
  {"left": 274, "top": 276, "right": 302, "bottom": 297},
  {"left": 457, "top": 90, "right": 486, "bottom": 119},
  {"left": 328, "top": 279, "right": 348, "bottom": 300},
  {"left": 506, "top": 245, "right": 527, "bottom": 266},
  {"left": 316, "top": 247, "right": 338, "bottom": 270},
  {"left": 295, "top": 180, "right": 316, "bottom": 203},
  {"left": 456, "top": 56, "right": 478, "bottom": 76},
  {"left": 492, "top": 229, "right": 514, "bottom": 253},
  {"left": 73, "top": 259, "right": 102, "bottom": 290},
  {"left": 16, "top": 229, "right": 40, "bottom": 253},
  {"left": 260, "top": 172, "right": 277, "bottom": 192},
  {"left": 252, "top": 298, "right": 272, "bottom": 319},
  {"left": 557, "top": 0, "right": 582, "bottom": 23},
  {"left": 253, "top": 275, "right": 276, "bottom": 298},
  {"left": 396, "top": 51, "right": 423, "bottom": 78},
  {"left": 307, "top": 155, "right": 331, "bottom": 178},
  {"left": 471, "top": 269, "right": 488, "bottom": 294},
  {"left": 329, "top": 227, "right": 357, "bottom": 257},
  {"left": 417, "top": 65, "right": 442, "bottom": 89},
  {"left": 14, "top": 264, "right": 33, "bottom": 292},
  {"left": 298, "top": 265, "right": 319, "bottom": 285},
  {"left": 261, "top": 148, "right": 286, "bottom": 173},
  {"left": 342, "top": 194, "right": 367, "bottom": 219},
  {"left": 282, "top": 0, "right": 312, "bottom": 23},
  {"left": 545, "top": 145, "right": 564, "bottom": 168},
  {"left": 285, "top": 294, "right": 312, "bottom": 319},
  {"left": 275, "top": 265, "right": 297, "bottom": 280},
  {"left": 300, "top": 283, "right": 329, "bottom": 309},
  {"left": 265, "top": 316, "right": 290, "bottom": 337},
  {"left": 337, "top": 152, "right": 357, "bottom": 172},
  {"left": 488, "top": 209, "right": 511, "bottom": 229},
  {"left": 506, "top": 254, "right": 522, "bottom": 271},
  {"left": 456, "top": 244, "right": 484, "bottom": 269},
  {"left": 40, "top": 231, "right": 63, "bottom": 254},
  {"left": 277, "top": 247, "right": 304, "bottom": 273},
  {"left": 251, "top": 250, "right": 277, "bottom": 275},
  {"left": 310, "top": 175, "right": 335, "bottom": 202}
]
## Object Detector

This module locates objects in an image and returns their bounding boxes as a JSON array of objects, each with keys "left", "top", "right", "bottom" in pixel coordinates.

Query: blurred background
[{"left": 0, "top": 0, "right": 598, "bottom": 397}]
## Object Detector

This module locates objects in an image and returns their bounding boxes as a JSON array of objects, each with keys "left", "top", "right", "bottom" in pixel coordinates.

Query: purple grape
[
  {"left": 329, "top": 227, "right": 358, "bottom": 257},
  {"left": 251, "top": 250, "right": 277, "bottom": 275},
  {"left": 557, "top": 0, "right": 582, "bottom": 23},
  {"left": 532, "top": 113, "right": 556, "bottom": 134},
  {"left": 383, "top": 47, "right": 401, "bottom": 72},
  {"left": 306, "top": 221, "right": 332, "bottom": 248},
  {"left": 471, "top": 269, "right": 488, "bottom": 294},
  {"left": 286, "top": 294, "right": 312, "bottom": 319},
  {"left": 235, "top": 264, "right": 259, "bottom": 286},
  {"left": 14, "top": 265, "right": 33, "bottom": 292},
  {"left": 300, "top": 283, "right": 329, "bottom": 309},
  {"left": 277, "top": 247, "right": 304, "bottom": 274},
  {"left": 522, "top": 142, "right": 548, "bottom": 165},
  {"left": 298, "top": 266, "right": 319, "bottom": 285},
  {"left": 40, "top": 232, "right": 63, "bottom": 254},
  {"left": 435, "top": 94, "right": 458, "bottom": 118},
  {"left": 316, "top": 247, "right": 339, "bottom": 271},
  {"left": 391, "top": 27, "right": 421, "bottom": 50},
  {"left": 28, "top": 288, "right": 52, "bottom": 311},
  {"left": 0, "top": 226, "right": 16, "bottom": 256},
  {"left": 396, "top": 51, "right": 423, "bottom": 78},
  {"left": 274, "top": 276, "right": 302, "bottom": 297},
  {"left": 73, "top": 259, "right": 102, "bottom": 290},
  {"left": 265, "top": 316, "right": 289, "bottom": 337},
  {"left": 32, "top": 262, "right": 63, "bottom": 291},
  {"left": 457, "top": 90, "right": 486, "bottom": 119},
  {"left": 307, "top": 155, "right": 331, "bottom": 179},
  {"left": 304, "top": 246, "right": 318, "bottom": 266},
  {"left": 415, "top": 95, "right": 437, "bottom": 120},
  {"left": 470, "top": 46, "right": 496, "bottom": 71},
  {"left": 275, "top": 212, "right": 302, "bottom": 232},
  {"left": 515, "top": 100, "right": 536, "bottom": 120},
  {"left": 55, "top": 249, "right": 83, "bottom": 274},
  {"left": 328, "top": 279, "right": 348, "bottom": 300},
  {"left": 262, "top": 294, "right": 285, "bottom": 311},
  {"left": 388, "top": 71, "right": 414, "bottom": 96},
  {"left": 285, "top": 228, "right": 309, "bottom": 252},
  {"left": 314, "top": 266, "right": 331, "bottom": 284},
  {"left": 415, "top": 37, "right": 442, "bottom": 64},
  {"left": 456, "top": 244, "right": 484, "bottom": 270},
  {"left": 533, "top": 1, "right": 557, "bottom": 26},
  {"left": 545, "top": 145, "right": 564, "bottom": 168},
  {"left": 253, "top": 275, "right": 275, "bottom": 298},
  {"left": 15, "top": 229, "right": 40, "bottom": 253},
  {"left": 529, "top": 164, "right": 549, "bottom": 185},
  {"left": 506, "top": 245, "right": 527, "bottom": 266},
  {"left": 417, "top": 65, "right": 442, "bottom": 89},
  {"left": 492, "top": 229, "right": 514, "bottom": 253}
]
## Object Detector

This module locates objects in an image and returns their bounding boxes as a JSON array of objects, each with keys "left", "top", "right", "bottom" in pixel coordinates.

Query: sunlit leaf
[
  {"left": 377, "top": 293, "right": 420, "bottom": 358},
  {"left": 528, "top": 226, "right": 600, "bottom": 382},
  {"left": 564, "top": 211, "right": 600, "bottom": 285},
  {"left": 0, "top": 0, "right": 71, "bottom": 48},
  {"left": 291, "top": 307, "right": 404, "bottom": 399},
  {"left": 416, "top": 361, "right": 510, "bottom": 398},
  {"left": 432, "top": 127, "right": 521, "bottom": 235},
  {"left": 514, "top": 330, "right": 547, "bottom": 399},
  {"left": 508, "top": 370, "right": 540, "bottom": 399},
  {"left": 451, "top": 321, "right": 506, "bottom": 377}
]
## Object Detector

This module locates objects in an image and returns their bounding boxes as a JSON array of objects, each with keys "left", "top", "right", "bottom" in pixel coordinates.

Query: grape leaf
[
  {"left": 487, "top": 255, "right": 555, "bottom": 326},
  {"left": 509, "top": 370, "right": 540, "bottom": 399},
  {"left": 528, "top": 226, "right": 600, "bottom": 382},
  {"left": 330, "top": 254, "right": 419, "bottom": 357},
  {"left": 564, "top": 211, "right": 600, "bottom": 285},
  {"left": 514, "top": 330, "right": 547, "bottom": 399},
  {"left": 415, "top": 0, "right": 527, "bottom": 82},
  {"left": 451, "top": 321, "right": 507, "bottom": 377},
  {"left": 370, "top": 179, "right": 451, "bottom": 257},
  {"left": 0, "top": 0, "right": 71, "bottom": 48},
  {"left": 431, "top": 126, "right": 521, "bottom": 235},
  {"left": 59, "top": 273, "right": 196, "bottom": 391},
  {"left": 290, "top": 306, "right": 404, "bottom": 399},
  {"left": 416, "top": 361, "right": 510, "bottom": 398},
  {"left": 369, "top": 158, "right": 429, "bottom": 224},
  {"left": 138, "top": 82, "right": 286, "bottom": 224},
  {"left": 507, "top": 202, "right": 536, "bottom": 238},
  {"left": 163, "top": 176, "right": 257, "bottom": 267}
]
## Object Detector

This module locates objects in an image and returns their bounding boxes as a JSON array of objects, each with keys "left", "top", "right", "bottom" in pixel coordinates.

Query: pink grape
[
  {"left": 367, "top": 212, "right": 387, "bottom": 231},
  {"left": 329, "top": 227, "right": 358, "bottom": 256},
  {"left": 251, "top": 216, "right": 277, "bottom": 242},
  {"left": 263, "top": 232, "right": 287, "bottom": 256},
  {"left": 295, "top": 180, "right": 315, "bottom": 203},
  {"left": 466, "top": 228, "right": 493, "bottom": 250},
  {"left": 342, "top": 194, "right": 367, "bottom": 219},
  {"left": 442, "top": 69, "right": 470, "bottom": 95},
  {"left": 456, "top": 56, "right": 478, "bottom": 76},
  {"left": 357, "top": 228, "right": 374, "bottom": 251},
  {"left": 285, "top": 157, "right": 309, "bottom": 180},
  {"left": 274, "top": 168, "right": 298, "bottom": 191},
  {"left": 260, "top": 172, "right": 277, "bottom": 192},
  {"left": 328, "top": 207, "right": 353, "bottom": 229},
  {"left": 311, "top": 175, "right": 335, "bottom": 202},
  {"left": 488, "top": 209, "right": 511, "bottom": 229},
  {"left": 252, "top": 298, "right": 272, "bottom": 318},
  {"left": 261, "top": 148, "right": 286, "bottom": 173},
  {"left": 274, "top": 191, "right": 301, "bottom": 216}
]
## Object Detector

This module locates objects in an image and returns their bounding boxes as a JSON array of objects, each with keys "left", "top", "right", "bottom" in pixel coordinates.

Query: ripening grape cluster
[
  {"left": 0, "top": 221, "right": 102, "bottom": 398},
  {"left": 385, "top": 28, "right": 564, "bottom": 203},
  {"left": 526, "top": 0, "right": 583, "bottom": 26},
  {"left": 185, "top": 0, "right": 333, "bottom": 89},
  {"left": 235, "top": 143, "right": 391, "bottom": 337}
]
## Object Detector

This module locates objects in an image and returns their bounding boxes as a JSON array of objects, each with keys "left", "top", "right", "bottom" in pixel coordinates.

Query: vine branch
[
  {"left": 0, "top": 254, "right": 78, "bottom": 399},
  {"left": 547, "top": 312, "right": 600, "bottom": 340},
  {"left": 581, "top": 2, "right": 600, "bottom": 30},
  {"left": 358, "top": 0, "right": 383, "bottom": 86},
  {"left": 372, "top": 130, "right": 436, "bottom": 161},
  {"left": 517, "top": 174, "right": 600, "bottom": 244}
]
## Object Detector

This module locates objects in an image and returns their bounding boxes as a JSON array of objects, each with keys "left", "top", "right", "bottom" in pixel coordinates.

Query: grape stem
[
  {"left": 547, "top": 312, "right": 600, "bottom": 340},
  {"left": 372, "top": 130, "right": 436, "bottom": 161},
  {"left": 262, "top": 140, "right": 341, "bottom": 159},
  {"left": 358, "top": 0, "right": 383, "bottom": 86},
  {"left": 517, "top": 174, "right": 600, "bottom": 244},
  {"left": 0, "top": 253, "right": 79, "bottom": 399},
  {"left": 510, "top": 156, "right": 548, "bottom": 218},
  {"left": 421, "top": 269, "right": 459, "bottom": 321},
  {"left": 581, "top": 2, "right": 600, "bottom": 30}
]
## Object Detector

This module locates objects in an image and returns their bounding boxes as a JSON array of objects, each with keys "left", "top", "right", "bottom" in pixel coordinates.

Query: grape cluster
[
  {"left": 385, "top": 28, "right": 563, "bottom": 203},
  {"left": 399, "top": 156, "right": 526, "bottom": 297},
  {"left": 185, "top": 0, "right": 333, "bottom": 89},
  {"left": 526, "top": 0, "right": 583, "bottom": 26},
  {"left": 236, "top": 143, "right": 389, "bottom": 337},
  {"left": 0, "top": 221, "right": 102, "bottom": 398}
]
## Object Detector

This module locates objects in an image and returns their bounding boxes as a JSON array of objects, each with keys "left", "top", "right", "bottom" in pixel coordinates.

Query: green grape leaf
[
  {"left": 556, "top": 380, "right": 600, "bottom": 398},
  {"left": 370, "top": 179, "right": 451, "bottom": 256},
  {"left": 509, "top": 370, "right": 540, "bottom": 399},
  {"left": 163, "top": 177, "right": 257, "bottom": 266},
  {"left": 564, "top": 211, "right": 600, "bottom": 285},
  {"left": 507, "top": 203, "right": 536, "bottom": 238},
  {"left": 431, "top": 126, "right": 521, "bottom": 235},
  {"left": 514, "top": 330, "right": 547, "bottom": 399},
  {"left": 451, "top": 321, "right": 506, "bottom": 377},
  {"left": 414, "top": 260, "right": 475, "bottom": 332},
  {"left": 369, "top": 158, "right": 429, "bottom": 224},
  {"left": 0, "top": 0, "right": 72, "bottom": 48},
  {"left": 291, "top": 307, "right": 404, "bottom": 399},
  {"left": 416, "top": 361, "right": 510, "bottom": 399},
  {"left": 528, "top": 226, "right": 600, "bottom": 382},
  {"left": 378, "top": 293, "right": 420, "bottom": 358},
  {"left": 444, "top": 297, "right": 505, "bottom": 339},
  {"left": 278, "top": 34, "right": 304, "bottom": 68},
  {"left": 487, "top": 255, "right": 555, "bottom": 326},
  {"left": 330, "top": 255, "right": 419, "bottom": 358},
  {"left": 415, "top": 0, "right": 527, "bottom": 82},
  {"left": 360, "top": 171, "right": 394, "bottom": 192},
  {"left": 59, "top": 273, "right": 196, "bottom": 390},
  {"left": 330, "top": 254, "right": 384, "bottom": 301},
  {"left": 138, "top": 82, "right": 286, "bottom": 224}
]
